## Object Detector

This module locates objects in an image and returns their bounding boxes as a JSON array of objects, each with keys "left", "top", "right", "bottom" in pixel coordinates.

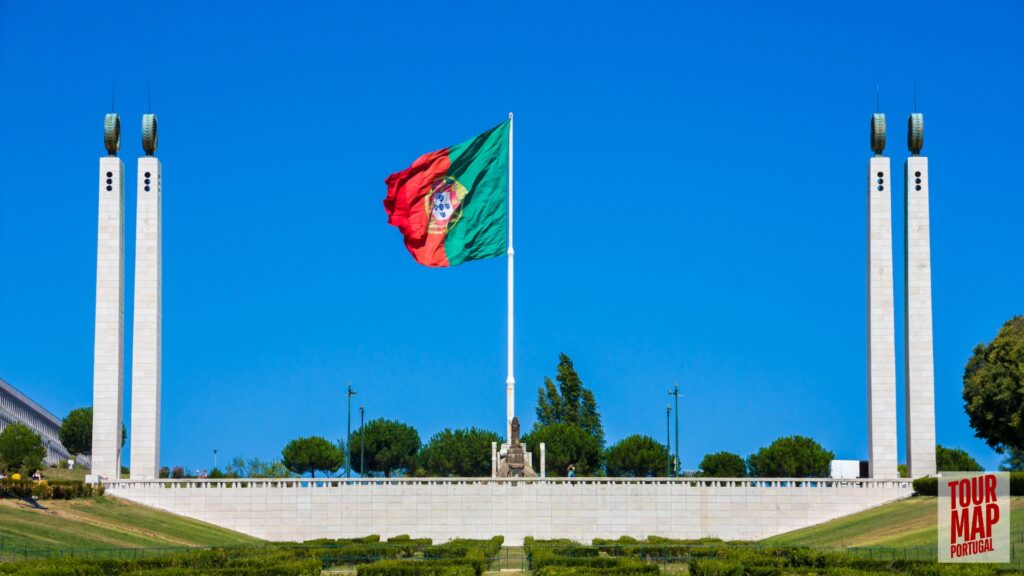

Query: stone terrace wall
[{"left": 105, "top": 477, "right": 914, "bottom": 545}]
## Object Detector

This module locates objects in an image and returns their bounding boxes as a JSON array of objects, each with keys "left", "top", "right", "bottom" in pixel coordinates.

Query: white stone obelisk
[
  {"left": 130, "top": 114, "right": 162, "bottom": 479},
  {"left": 91, "top": 114, "right": 125, "bottom": 480},
  {"left": 867, "top": 113, "right": 898, "bottom": 478},
  {"left": 904, "top": 113, "right": 937, "bottom": 477}
]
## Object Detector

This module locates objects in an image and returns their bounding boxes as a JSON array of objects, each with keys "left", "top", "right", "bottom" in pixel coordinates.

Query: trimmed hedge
[
  {"left": 915, "top": 471, "right": 1024, "bottom": 496},
  {"left": 690, "top": 559, "right": 744, "bottom": 576},
  {"left": 0, "top": 549, "right": 320, "bottom": 575},
  {"left": 0, "top": 480, "right": 104, "bottom": 500},
  {"left": 357, "top": 560, "right": 475, "bottom": 576},
  {"left": 535, "top": 564, "right": 660, "bottom": 576},
  {"left": 302, "top": 534, "right": 381, "bottom": 545}
]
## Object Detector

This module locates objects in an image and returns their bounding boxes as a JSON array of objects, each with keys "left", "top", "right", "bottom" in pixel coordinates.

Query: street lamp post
[
  {"left": 669, "top": 382, "right": 680, "bottom": 477},
  {"left": 359, "top": 405, "right": 365, "bottom": 477},
  {"left": 346, "top": 382, "right": 357, "bottom": 479},
  {"left": 213, "top": 448, "right": 217, "bottom": 470},
  {"left": 666, "top": 403, "right": 672, "bottom": 477}
]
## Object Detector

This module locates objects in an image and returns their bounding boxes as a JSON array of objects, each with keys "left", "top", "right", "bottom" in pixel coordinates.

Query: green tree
[
  {"left": 522, "top": 423, "right": 601, "bottom": 476},
  {"left": 746, "top": 435, "right": 833, "bottom": 478},
  {"left": 534, "top": 353, "right": 604, "bottom": 447},
  {"left": 1000, "top": 447, "right": 1024, "bottom": 472},
  {"left": 349, "top": 419, "right": 420, "bottom": 477},
  {"left": 281, "top": 436, "right": 343, "bottom": 478},
  {"left": 0, "top": 423, "right": 46, "bottom": 473},
  {"left": 59, "top": 407, "right": 92, "bottom": 456},
  {"left": 225, "top": 456, "right": 293, "bottom": 478},
  {"left": 57, "top": 407, "right": 126, "bottom": 457},
  {"left": 936, "top": 445, "right": 983, "bottom": 472},
  {"left": 699, "top": 451, "right": 748, "bottom": 477},
  {"left": 604, "top": 435, "right": 669, "bottom": 477},
  {"left": 963, "top": 316, "right": 1024, "bottom": 454},
  {"left": 419, "top": 428, "right": 502, "bottom": 477}
]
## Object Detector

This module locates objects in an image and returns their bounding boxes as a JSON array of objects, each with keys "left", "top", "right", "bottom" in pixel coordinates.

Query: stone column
[
  {"left": 904, "top": 114, "right": 936, "bottom": 477},
  {"left": 867, "top": 113, "right": 898, "bottom": 478},
  {"left": 540, "top": 443, "right": 546, "bottom": 478},
  {"left": 130, "top": 151, "right": 162, "bottom": 479},
  {"left": 91, "top": 151, "right": 125, "bottom": 480},
  {"left": 491, "top": 442, "right": 497, "bottom": 478}
]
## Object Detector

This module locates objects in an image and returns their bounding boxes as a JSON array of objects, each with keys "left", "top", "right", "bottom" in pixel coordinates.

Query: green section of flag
[{"left": 444, "top": 120, "right": 509, "bottom": 266}]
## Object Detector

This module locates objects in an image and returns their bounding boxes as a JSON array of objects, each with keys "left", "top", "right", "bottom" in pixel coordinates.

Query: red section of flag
[{"left": 383, "top": 148, "right": 451, "bottom": 267}]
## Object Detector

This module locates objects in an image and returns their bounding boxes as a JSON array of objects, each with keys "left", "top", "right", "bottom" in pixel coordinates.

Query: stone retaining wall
[{"left": 106, "top": 477, "right": 914, "bottom": 545}]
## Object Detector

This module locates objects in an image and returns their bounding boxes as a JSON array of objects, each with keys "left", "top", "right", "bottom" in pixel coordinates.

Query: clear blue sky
[{"left": 1, "top": 1, "right": 1021, "bottom": 473}]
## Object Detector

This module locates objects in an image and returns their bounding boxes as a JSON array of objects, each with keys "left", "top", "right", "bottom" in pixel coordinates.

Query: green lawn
[
  {"left": 0, "top": 496, "right": 260, "bottom": 550},
  {"left": 763, "top": 496, "right": 1024, "bottom": 548}
]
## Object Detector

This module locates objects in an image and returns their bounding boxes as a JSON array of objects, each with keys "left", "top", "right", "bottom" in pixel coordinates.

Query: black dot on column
[
  {"left": 106, "top": 186, "right": 112, "bottom": 191},
  {"left": 915, "top": 185, "right": 921, "bottom": 191},
  {"left": 145, "top": 172, "right": 151, "bottom": 178},
  {"left": 915, "top": 171, "right": 921, "bottom": 177},
  {"left": 145, "top": 186, "right": 151, "bottom": 192},
  {"left": 877, "top": 186, "right": 884, "bottom": 191},
  {"left": 877, "top": 172, "right": 883, "bottom": 178},
  {"left": 106, "top": 172, "right": 113, "bottom": 178},
  {"left": 106, "top": 178, "right": 112, "bottom": 185},
  {"left": 145, "top": 179, "right": 151, "bottom": 185}
]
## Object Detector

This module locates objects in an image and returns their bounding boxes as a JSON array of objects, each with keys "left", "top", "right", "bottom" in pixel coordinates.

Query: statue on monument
[{"left": 496, "top": 416, "right": 537, "bottom": 477}]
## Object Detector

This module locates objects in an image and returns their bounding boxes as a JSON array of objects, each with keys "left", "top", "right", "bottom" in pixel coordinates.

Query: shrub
[
  {"left": 0, "top": 423, "right": 45, "bottom": 473},
  {"left": 0, "top": 479, "right": 102, "bottom": 500},
  {"left": 913, "top": 476, "right": 938, "bottom": 495},
  {"left": 358, "top": 560, "right": 475, "bottom": 576},
  {"left": 535, "top": 564, "right": 660, "bottom": 576},
  {"left": 689, "top": 559, "right": 743, "bottom": 576},
  {"left": 915, "top": 472, "right": 1024, "bottom": 496}
]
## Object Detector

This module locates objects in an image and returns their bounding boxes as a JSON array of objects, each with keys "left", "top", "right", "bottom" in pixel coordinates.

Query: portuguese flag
[{"left": 384, "top": 120, "right": 509, "bottom": 267}]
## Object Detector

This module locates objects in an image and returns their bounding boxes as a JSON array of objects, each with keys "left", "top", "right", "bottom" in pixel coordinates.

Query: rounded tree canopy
[
  {"left": 0, "top": 422, "right": 46, "bottom": 473},
  {"left": 963, "top": 316, "right": 1024, "bottom": 454},
  {"left": 281, "top": 436, "right": 343, "bottom": 479},
  {"left": 604, "top": 434, "right": 669, "bottom": 477},
  {"left": 746, "top": 435, "right": 833, "bottom": 478},
  {"left": 349, "top": 418, "right": 420, "bottom": 477}
]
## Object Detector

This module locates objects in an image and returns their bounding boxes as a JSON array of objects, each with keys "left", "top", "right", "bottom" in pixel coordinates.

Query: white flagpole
[{"left": 506, "top": 112, "right": 515, "bottom": 442}]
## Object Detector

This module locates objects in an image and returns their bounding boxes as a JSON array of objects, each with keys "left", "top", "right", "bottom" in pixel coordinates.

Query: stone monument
[
  {"left": 496, "top": 417, "right": 537, "bottom": 477},
  {"left": 130, "top": 114, "right": 162, "bottom": 479},
  {"left": 866, "top": 112, "right": 898, "bottom": 478},
  {"left": 91, "top": 113, "right": 125, "bottom": 481},
  {"left": 903, "top": 113, "right": 936, "bottom": 477}
]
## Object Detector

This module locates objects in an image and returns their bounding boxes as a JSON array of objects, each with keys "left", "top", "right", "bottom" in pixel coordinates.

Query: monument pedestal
[{"left": 493, "top": 416, "right": 537, "bottom": 478}]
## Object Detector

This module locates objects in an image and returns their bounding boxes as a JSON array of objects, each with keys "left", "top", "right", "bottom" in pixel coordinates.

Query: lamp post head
[
  {"left": 870, "top": 113, "right": 886, "bottom": 156},
  {"left": 141, "top": 114, "right": 158, "bottom": 156},
  {"left": 104, "top": 113, "right": 120, "bottom": 156},
  {"left": 908, "top": 113, "right": 924, "bottom": 155}
]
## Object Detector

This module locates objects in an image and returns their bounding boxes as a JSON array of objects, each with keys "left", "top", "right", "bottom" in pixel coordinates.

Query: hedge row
[
  {"left": 301, "top": 534, "right": 383, "bottom": 545},
  {"left": 686, "top": 548, "right": 1006, "bottom": 576},
  {"left": 591, "top": 536, "right": 733, "bottom": 559},
  {"left": 357, "top": 560, "right": 475, "bottom": 576},
  {"left": 524, "top": 538, "right": 660, "bottom": 575},
  {"left": 914, "top": 472, "right": 1024, "bottom": 496},
  {"left": 0, "top": 480, "right": 103, "bottom": 500},
  {"left": 0, "top": 549, "right": 320, "bottom": 575},
  {"left": 287, "top": 543, "right": 421, "bottom": 567},
  {"left": 535, "top": 564, "right": 660, "bottom": 576}
]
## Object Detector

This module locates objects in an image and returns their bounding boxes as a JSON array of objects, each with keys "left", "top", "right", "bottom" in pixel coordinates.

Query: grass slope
[
  {"left": 0, "top": 496, "right": 260, "bottom": 550},
  {"left": 763, "top": 496, "right": 1024, "bottom": 548}
]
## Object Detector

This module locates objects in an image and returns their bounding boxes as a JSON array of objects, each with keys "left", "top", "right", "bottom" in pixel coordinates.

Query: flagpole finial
[{"left": 508, "top": 112, "right": 513, "bottom": 120}]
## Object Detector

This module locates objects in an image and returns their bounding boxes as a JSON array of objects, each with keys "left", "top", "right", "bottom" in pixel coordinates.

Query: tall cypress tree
[{"left": 534, "top": 353, "right": 604, "bottom": 448}]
